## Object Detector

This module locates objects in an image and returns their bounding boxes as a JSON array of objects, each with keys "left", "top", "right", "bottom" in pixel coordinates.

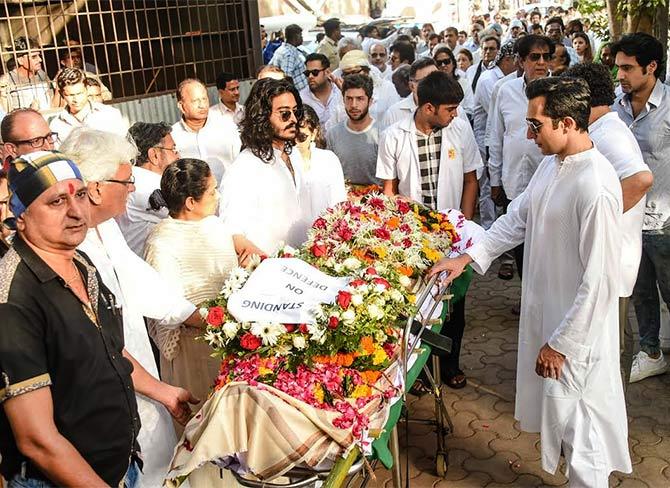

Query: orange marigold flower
[
  {"left": 360, "top": 336, "right": 376, "bottom": 355},
  {"left": 397, "top": 265, "right": 414, "bottom": 277},
  {"left": 386, "top": 216, "right": 401, "bottom": 229}
]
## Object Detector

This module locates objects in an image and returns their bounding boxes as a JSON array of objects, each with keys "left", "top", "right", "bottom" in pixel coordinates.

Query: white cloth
[
  {"left": 376, "top": 116, "right": 483, "bottom": 209},
  {"left": 362, "top": 32, "right": 398, "bottom": 54},
  {"left": 208, "top": 101, "right": 244, "bottom": 126},
  {"left": 171, "top": 114, "right": 241, "bottom": 185},
  {"left": 116, "top": 166, "right": 168, "bottom": 256},
  {"left": 457, "top": 76, "right": 475, "bottom": 117},
  {"left": 78, "top": 219, "right": 193, "bottom": 488},
  {"left": 299, "top": 146, "right": 347, "bottom": 232},
  {"left": 473, "top": 66, "right": 505, "bottom": 157},
  {"left": 377, "top": 65, "right": 393, "bottom": 81},
  {"left": 466, "top": 148, "right": 632, "bottom": 480},
  {"left": 144, "top": 215, "right": 238, "bottom": 360},
  {"left": 589, "top": 111, "right": 650, "bottom": 297},
  {"left": 381, "top": 95, "right": 470, "bottom": 132},
  {"left": 298, "top": 83, "right": 343, "bottom": 128},
  {"left": 484, "top": 71, "right": 518, "bottom": 150},
  {"left": 50, "top": 102, "right": 128, "bottom": 147},
  {"left": 488, "top": 76, "right": 544, "bottom": 199},
  {"left": 220, "top": 148, "right": 305, "bottom": 255}
]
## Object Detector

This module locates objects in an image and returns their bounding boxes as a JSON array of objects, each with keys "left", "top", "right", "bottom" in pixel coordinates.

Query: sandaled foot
[
  {"left": 444, "top": 369, "right": 467, "bottom": 389},
  {"left": 498, "top": 262, "right": 514, "bottom": 280}
]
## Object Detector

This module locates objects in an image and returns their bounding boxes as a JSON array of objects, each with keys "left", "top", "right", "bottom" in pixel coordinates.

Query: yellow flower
[
  {"left": 408, "top": 294, "right": 416, "bottom": 303},
  {"left": 373, "top": 246, "right": 388, "bottom": 258},
  {"left": 431, "top": 223, "right": 440, "bottom": 231},
  {"left": 372, "top": 347, "right": 388, "bottom": 365},
  {"left": 351, "top": 384, "right": 372, "bottom": 399},
  {"left": 313, "top": 384, "right": 325, "bottom": 403},
  {"left": 259, "top": 366, "right": 273, "bottom": 376}
]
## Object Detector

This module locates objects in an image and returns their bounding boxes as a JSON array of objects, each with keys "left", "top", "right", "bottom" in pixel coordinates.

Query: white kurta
[
  {"left": 466, "top": 148, "right": 632, "bottom": 480},
  {"left": 78, "top": 219, "right": 196, "bottom": 488},
  {"left": 220, "top": 147, "right": 305, "bottom": 254},
  {"left": 299, "top": 146, "right": 347, "bottom": 232}
]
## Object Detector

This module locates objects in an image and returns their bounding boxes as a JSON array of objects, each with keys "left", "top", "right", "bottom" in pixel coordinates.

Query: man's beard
[
  {"left": 346, "top": 106, "right": 369, "bottom": 122},
  {"left": 274, "top": 124, "right": 297, "bottom": 142}
]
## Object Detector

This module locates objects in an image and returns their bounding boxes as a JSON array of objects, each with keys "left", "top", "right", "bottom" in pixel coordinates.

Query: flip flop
[{"left": 498, "top": 262, "right": 514, "bottom": 280}]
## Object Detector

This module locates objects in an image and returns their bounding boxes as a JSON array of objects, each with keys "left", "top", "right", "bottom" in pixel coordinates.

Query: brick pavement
[{"left": 362, "top": 263, "right": 670, "bottom": 487}]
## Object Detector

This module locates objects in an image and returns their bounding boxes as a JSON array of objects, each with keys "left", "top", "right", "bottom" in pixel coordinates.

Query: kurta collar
[{"left": 558, "top": 146, "right": 598, "bottom": 166}]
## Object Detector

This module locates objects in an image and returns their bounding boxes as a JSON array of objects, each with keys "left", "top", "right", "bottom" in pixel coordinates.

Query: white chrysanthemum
[
  {"left": 312, "top": 304, "right": 327, "bottom": 320},
  {"left": 374, "top": 283, "right": 388, "bottom": 294},
  {"left": 367, "top": 303, "right": 384, "bottom": 320},
  {"left": 334, "top": 263, "right": 345, "bottom": 273},
  {"left": 222, "top": 321, "right": 240, "bottom": 340},
  {"left": 228, "top": 267, "right": 249, "bottom": 285},
  {"left": 250, "top": 322, "right": 284, "bottom": 346},
  {"left": 293, "top": 335, "right": 307, "bottom": 350},
  {"left": 307, "top": 322, "right": 326, "bottom": 343},
  {"left": 351, "top": 293, "right": 364, "bottom": 307},
  {"left": 343, "top": 257, "right": 361, "bottom": 270},
  {"left": 341, "top": 309, "right": 356, "bottom": 324},
  {"left": 390, "top": 289, "right": 404, "bottom": 302},
  {"left": 399, "top": 275, "right": 412, "bottom": 288},
  {"left": 203, "top": 330, "right": 225, "bottom": 348}
]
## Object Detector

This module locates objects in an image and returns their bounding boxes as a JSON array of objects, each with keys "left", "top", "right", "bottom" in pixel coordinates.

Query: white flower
[
  {"left": 250, "top": 322, "right": 284, "bottom": 346},
  {"left": 222, "top": 321, "right": 240, "bottom": 340},
  {"left": 228, "top": 267, "right": 249, "bottom": 285},
  {"left": 203, "top": 330, "right": 225, "bottom": 348},
  {"left": 334, "top": 263, "right": 345, "bottom": 273},
  {"left": 199, "top": 307, "right": 209, "bottom": 320},
  {"left": 341, "top": 309, "right": 356, "bottom": 324},
  {"left": 351, "top": 293, "right": 364, "bottom": 307},
  {"left": 275, "top": 344, "right": 292, "bottom": 355},
  {"left": 374, "top": 283, "right": 388, "bottom": 294},
  {"left": 399, "top": 275, "right": 411, "bottom": 288},
  {"left": 306, "top": 322, "right": 326, "bottom": 343},
  {"left": 343, "top": 257, "right": 362, "bottom": 270},
  {"left": 312, "top": 304, "right": 327, "bottom": 320},
  {"left": 282, "top": 244, "right": 298, "bottom": 255},
  {"left": 292, "top": 335, "right": 307, "bottom": 350},
  {"left": 390, "top": 289, "right": 404, "bottom": 302},
  {"left": 245, "top": 254, "right": 262, "bottom": 271},
  {"left": 367, "top": 303, "right": 384, "bottom": 320}
]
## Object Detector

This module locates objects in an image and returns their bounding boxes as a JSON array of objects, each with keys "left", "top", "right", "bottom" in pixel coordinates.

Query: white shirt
[
  {"left": 376, "top": 116, "right": 483, "bottom": 210},
  {"left": 171, "top": 113, "right": 241, "bottom": 185},
  {"left": 484, "top": 71, "right": 519, "bottom": 150},
  {"left": 457, "top": 75, "right": 475, "bottom": 117},
  {"left": 220, "top": 147, "right": 305, "bottom": 254},
  {"left": 78, "top": 219, "right": 193, "bottom": 487},
  {"left": 208, "top": 100, "right": 244, "bottom": 126},
  {"left": 589, "top": 111, "right": 650, "bottom": 297},
  {"left": 381, "top": 95, "right": 416, "bottom": 131},
  {"left": 466, "top": 148, "right": 631, "bottom": 478},
  {"left": 473, "top": 66, "right": 505, "bottom": 157},
  {"left": 299, "top": 82, "right": 343, "bottom": 128},
  {"left": 299, "top": 146, "right": 347, "bottom": 231},
  {"left": 488, "top": 76, "right": 544, "bottom": 199},
  {"left": 50, "top": 102, "right": 128, "bottom": 147},
  {"left": 116, "top": 165, "right": 168, "bottom": 256}
]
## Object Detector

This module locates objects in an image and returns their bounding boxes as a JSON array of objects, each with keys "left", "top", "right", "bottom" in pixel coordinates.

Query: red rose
[
  {"left": 328, "top": 316, "right": 340, "bottom": 329},
  {"left": 299, "top": 323, "right": 309, "bottom": 334},
  {"left": 311, "top": 242, "right": 328, "bottom": 257},
  {"left": 365, "top": 267, "right": 378, "bottom": 276},
  {"left": 374, "top": 227, "right": 391, "bottom": 240},
  {"left": 240, "top": 333, "right": 262, "bottom": 351},
  {"left": 337, "top": 290, "right": 352, "bottom": 309},
  {"left": 284, "top": 324, "right": 296, "bottom": 333},
  {"left": 373, "top": 277, "right": 390, "bottom": 289},
  {"left": 349, "top": 279, "right": 366, "bottom": 287},
  {"left": 397, "top": 200, "right": 411, "bottom": 214},
  {"left": 313, "top": 217, "right": 327, "bottom": 229},
  {"left": 206, "top": 306, "right": 225, "bottom": 327}
]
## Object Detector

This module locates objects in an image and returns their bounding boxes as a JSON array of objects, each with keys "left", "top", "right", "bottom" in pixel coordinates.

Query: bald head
[{"left": 1, "top": 109, "right": 55, "bottom": 159}]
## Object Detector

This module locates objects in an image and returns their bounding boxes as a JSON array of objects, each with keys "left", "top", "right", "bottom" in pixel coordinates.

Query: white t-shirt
[{"left": 589, "top": 111, "right": 650, "bottom": 297}]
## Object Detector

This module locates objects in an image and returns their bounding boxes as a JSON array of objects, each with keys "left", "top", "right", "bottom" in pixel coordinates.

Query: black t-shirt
[{"left": 0, "top": 236, "right": 140, "bottom": 486}]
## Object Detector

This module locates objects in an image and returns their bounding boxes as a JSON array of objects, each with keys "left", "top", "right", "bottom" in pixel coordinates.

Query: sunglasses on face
[
  {"left": 526, "top": 119, "right": 544, "bottom": 135},
  {"left": 303, "top": 68, "right": 326, "bottom": 78},
  {"left": 527, "top": 52, "right": 553, "bottom": 62},
  {"left": 370, "top": 52, "right": 386, "bottom": 58},
  {"left": 436, "top": 58, "right": 452, "bottom": 66},
  {"left": 275, "top": 108, "right": 303, "bottom": 122}
]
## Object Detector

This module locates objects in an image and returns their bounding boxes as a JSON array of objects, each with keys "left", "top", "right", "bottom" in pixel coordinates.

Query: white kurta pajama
[
  {"left": 78, "top": 219, "right": 196, "bottom": 488},
  {"left": 466, "top": 148, "right": 632, "bottom": 485}
]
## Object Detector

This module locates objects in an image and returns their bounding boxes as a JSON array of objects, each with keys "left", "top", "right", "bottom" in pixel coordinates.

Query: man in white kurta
[{"left": 430, "top": 77, "right": 632, "bottom": 486}]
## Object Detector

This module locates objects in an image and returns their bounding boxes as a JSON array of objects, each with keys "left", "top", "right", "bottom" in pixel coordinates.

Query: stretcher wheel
[{"left": 436, "top": 451, "right": 448, "bottom": 477}]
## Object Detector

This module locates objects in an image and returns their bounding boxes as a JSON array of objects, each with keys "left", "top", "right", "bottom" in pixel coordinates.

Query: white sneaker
[{"left": 629, "top": 351, "right": 669, "bottom": 383}]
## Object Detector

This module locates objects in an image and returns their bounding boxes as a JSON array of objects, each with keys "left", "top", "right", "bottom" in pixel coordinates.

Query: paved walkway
[{"left": 365, "top": 263, "right": 670, "bottom": 487}]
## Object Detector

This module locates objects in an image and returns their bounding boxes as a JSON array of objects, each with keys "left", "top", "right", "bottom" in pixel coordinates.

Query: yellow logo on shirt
[{"left": 448, "top": 147, "right": 457, "bottom": 160}]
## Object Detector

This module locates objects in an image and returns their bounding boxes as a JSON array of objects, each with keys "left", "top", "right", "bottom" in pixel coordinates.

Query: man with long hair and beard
[{"left": 219, "top": 78, "right": 307, "bottom": 254}]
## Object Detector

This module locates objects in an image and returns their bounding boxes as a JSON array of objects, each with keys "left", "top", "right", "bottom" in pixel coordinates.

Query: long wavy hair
[{"left": 239, "top": 78, "right": 303, "bottom": 163}]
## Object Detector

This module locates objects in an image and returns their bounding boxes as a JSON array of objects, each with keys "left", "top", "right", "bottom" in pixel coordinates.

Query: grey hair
[
  {"left": 338, "top": 36, "right": 361, "bottom": 51},
  {"left": 59, "top": 127, "right": 138, "bottom": 182},
  {"left": 366, "top": 41, "right": 387, "bottom": 55}
]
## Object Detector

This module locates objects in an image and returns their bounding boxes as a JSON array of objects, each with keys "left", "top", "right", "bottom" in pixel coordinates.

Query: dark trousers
[{"left": 440, "top": 297, "right": 466, "bottom": 375}]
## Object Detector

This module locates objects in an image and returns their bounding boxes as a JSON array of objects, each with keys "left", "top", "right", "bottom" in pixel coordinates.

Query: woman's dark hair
[
  {"left": 149, "top": 158, "right": 211, "bottom": 215},
  {"left": 239, "top": 78, "right": 303, "bottom": 163},
  {"left": 298, "top": 105, "right": 326, "bottom": 149},
  {"left": 572, "top": 32, "right": 593, "bottom": 62},
  {"left": 433, "top": 47, "right": 458, "bottom": 79},
  {"left": 417, "top": 70, "right": 464, "bottom": 108},
  {"left": 457, "top": 49, "right": 473, "bottom": 62},
  {"left": 525, "top": 77, "right": 591, "bottom": 132},
  {"left": 611, "top": 32, "right": 665, "bottom": 80},
  {"left": 562, "top": 63, "right": 615, "bottom": 108}
]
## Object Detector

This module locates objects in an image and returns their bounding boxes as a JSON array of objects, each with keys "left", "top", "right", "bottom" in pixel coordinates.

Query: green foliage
[{"left": 576, "top": 0, "right": 611, "bottom": 41}]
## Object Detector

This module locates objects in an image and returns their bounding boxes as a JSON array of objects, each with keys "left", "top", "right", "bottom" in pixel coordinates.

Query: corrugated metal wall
[{"left": 110, "top": 79, "right": 254, "bottom": 126}]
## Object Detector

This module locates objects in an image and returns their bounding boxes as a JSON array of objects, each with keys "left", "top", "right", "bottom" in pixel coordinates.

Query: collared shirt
[
  {"left": 316, "top": 36, "right": 339, "bottom": 69},
  {"left": 473, "top": 66, "right": 505, "bottom": 157},
  {"left": 614, "top": 79, "right": 670, "bottom": 231},
  {"left": 416, "top": 129, "right": 443, "bottom": 208},
  {"left": 269, "top": 42, "right": 308, "bottom": 90},
  {"left": 0, "top": 236, "right": 140, "bottom": 486},
  {"left": 0, "top": 69, "right": 53, "bottom": 112},
  {"left": 488, "top": 75, "right": 544, "bottom": 199},
  {"left": 208, "top": 101, "right": 244, "bottom": 126},
  {"left": 466, "top": 60, "right": 489, "bottom": 92},
  {"left": 299, "top": 82, "right": 342, "bottom": 128},
  {"left": 49, "top": 101, "right": 129, "bottom": 147},
  {"left": 171, "top": 113, "right": 241, "bottom": 185},
  {"left": 116, "top": 165, "right": 168, "bottom": 257}
]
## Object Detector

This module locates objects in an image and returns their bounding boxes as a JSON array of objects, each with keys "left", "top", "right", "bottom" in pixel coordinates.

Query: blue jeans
[
  {"left": 9, "top": 461, "right": 141, "bottom": 488},
  {"left": 631, "top": 231, "right": 670, "bottom": 356}
]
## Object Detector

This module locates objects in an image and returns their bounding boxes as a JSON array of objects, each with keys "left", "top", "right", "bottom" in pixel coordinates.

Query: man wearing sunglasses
[
  {"left": 298, "top": 53, "right": 342, "bottom": 130},
  {"left": 368, "top": 42, "right": 392, "bottom": 81},
  {"left": 488, "top": 34, "right": 554, "bottom": 282},
  {"left": 430, "top": 77, "right": 632, "bottom": 487}
]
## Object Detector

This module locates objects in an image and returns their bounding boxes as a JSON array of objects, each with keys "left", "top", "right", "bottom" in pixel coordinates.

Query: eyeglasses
[
  {"left": 482, "top": 46, "right": 498, "bottom": 52},
  {"left": 103, "top": 175, "right": 136, "bottom": 186},
  {"left": 275, "top": 108, "right": 303, "bottom": 122},
  {"left": 303, "top": 68, "right": 326, "bottom": 78},
  {"left": 154, "top": 145, "right": 179, "bottom": 154},
  {"left": 527, "top": 52, "right": 553, "bottom": 62},
  {"left": 370, "top": 52, "right": 386, "bottom": 58},
  {"left": 9, "top": 132, "right": 59, "bottom": 148},
  {"left": 435, "top": 58, "right": 453, "bottom": 66},
  {"left": 526, "top": 119, "right": 544, "bottom": 135}
]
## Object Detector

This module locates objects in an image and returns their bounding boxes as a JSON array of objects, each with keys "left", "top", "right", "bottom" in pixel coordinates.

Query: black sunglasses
[
  {"left": 275, "top": 108, "right": 303, "bottom": 122},
  {"left": 303, "top": 68, "right": 326, "bottom": 78},
  {"left": 436, "top": 58, "right": 452, "bottom": 66},
  {"left": 527, "top": 52, "right": 553, "bottom": 62}
]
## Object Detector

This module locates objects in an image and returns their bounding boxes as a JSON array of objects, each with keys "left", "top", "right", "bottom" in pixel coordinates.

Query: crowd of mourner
[{"left": 0, "top": 6, "right": 668, "bottom": 487}]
